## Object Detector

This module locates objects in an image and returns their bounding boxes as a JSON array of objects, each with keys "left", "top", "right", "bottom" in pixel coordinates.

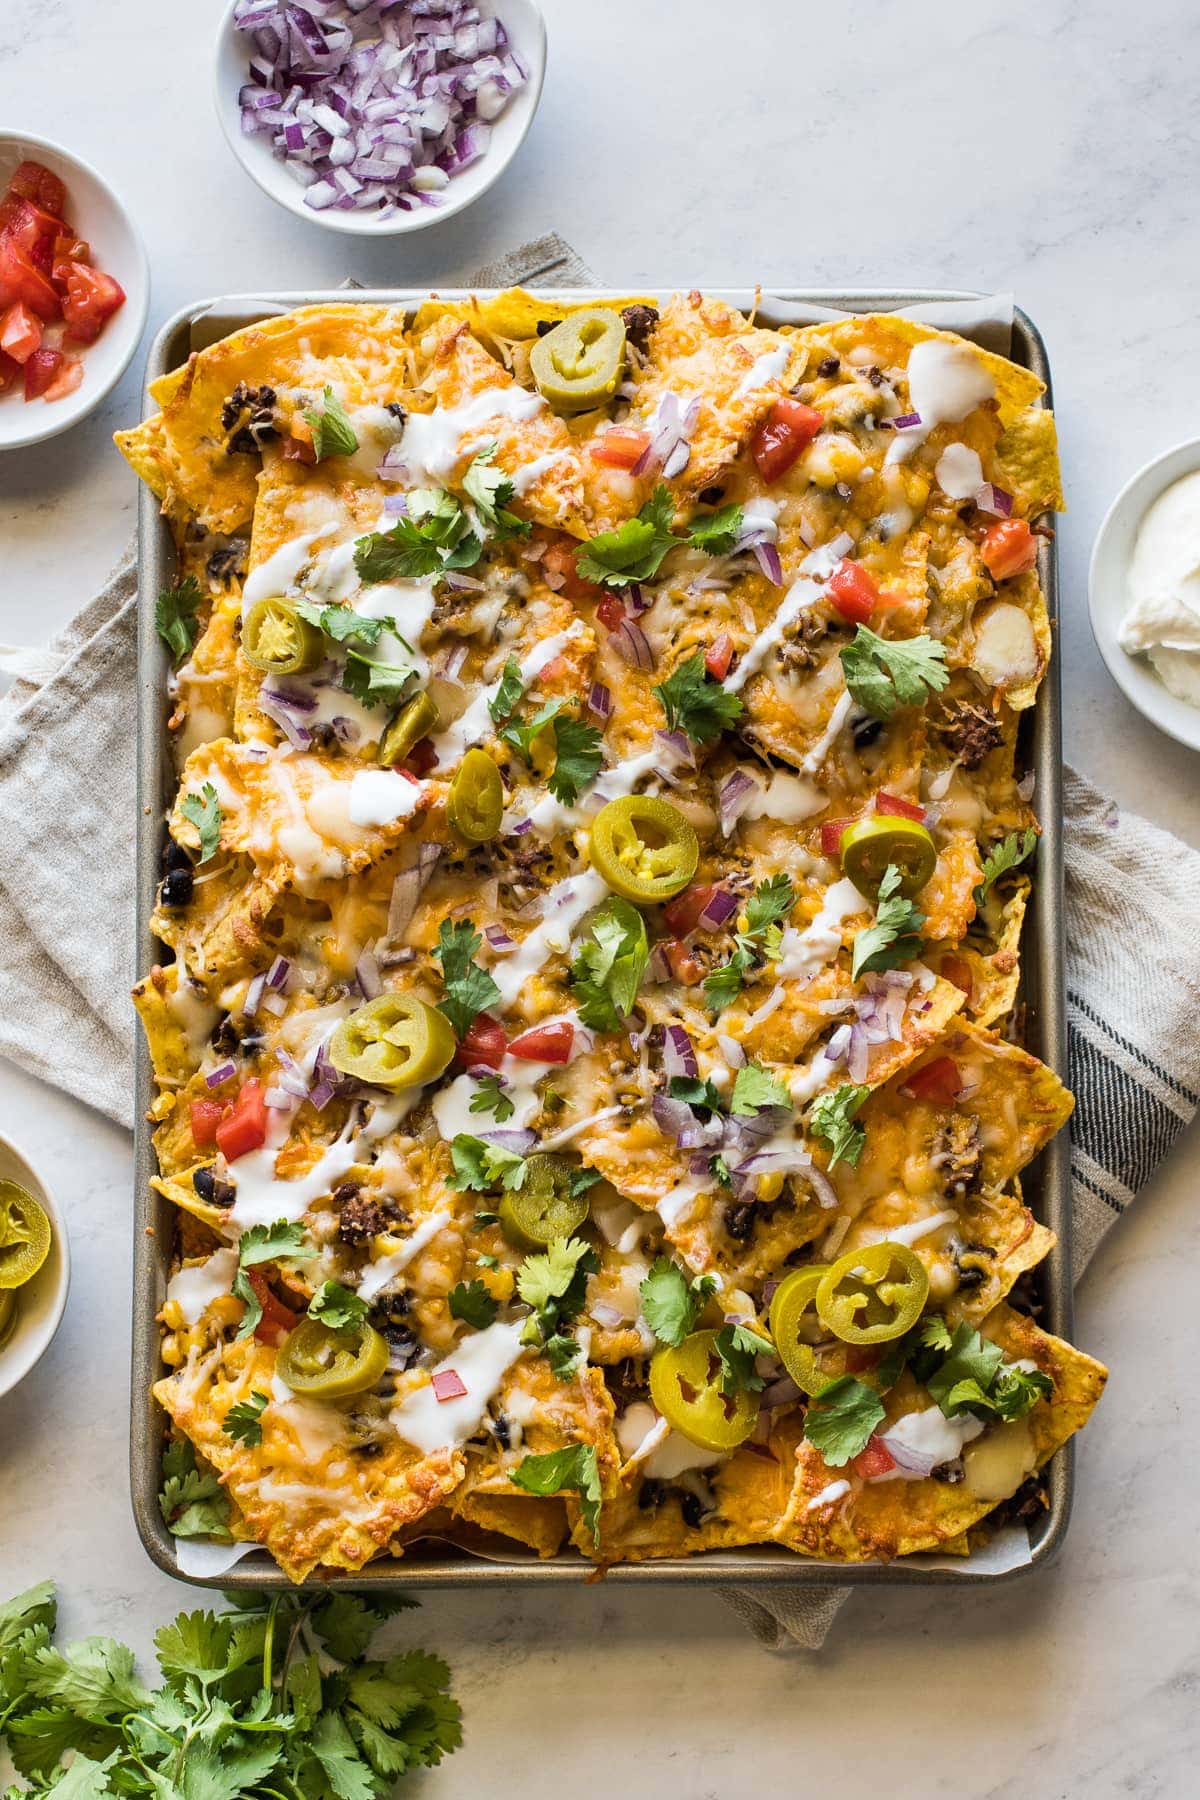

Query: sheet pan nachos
[{"left": 119, "top": 289, "right": 1105, "bottom": 1582}]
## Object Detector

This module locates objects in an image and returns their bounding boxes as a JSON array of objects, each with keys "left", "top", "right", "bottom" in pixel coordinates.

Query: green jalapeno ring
[
  {"left": 839, "top": 815, "right": 936, "bottom": 900},
  {"left": 530, "top": 308, "right": 628, "bottom": 414},
  {"left": 589, "top": 795, "right": 699, "bottom": 904},
  {"left": 379, "top": 691, "right": 441, "bottom": 767},
  {"left": 497, "top": 1154, "right": 590, "bottom": 1252},
  {"left": 815, "top": 1240, "right": 929, "bottom": 1345},
  {"left": 448, "top": 748, "right": 505, "bottom": 846},
  {"left": 329, "top": 993, "right": 456, "bottom": 1092},
  {"left": 768, "top": 1265, "right": 831, "bottom": 1396},
  {"left": 648, "top": 1328, "right": 760, "bottom": 1453},
  {"left": 242, "top": 597, "right": 325, "bottom": 677},
  {"left": 276, "top": 1317, "right": 389, "bottom": 1399},
  {"left": 0, "top": 1181, "right": 51, "bottom": 1292}
]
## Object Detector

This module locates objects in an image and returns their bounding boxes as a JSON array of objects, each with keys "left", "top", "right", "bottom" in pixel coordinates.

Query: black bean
[
  {"left": 852, "top": 717, "right": 885, "bottom": 750},
  {"left": 192, "top": 1166, "right": 234, "bottom": 1207},
  {"left": 679, "top": 1492, "right": 705, "bottom": 1529},
  {"left": 160, "top": 868, "right": 194, "bottom": 908},
  {"left": 698, "top": 484, "right": 726, "bottom": 505},
  {"left": 161, "top": 837, "right": 192, "bottom": 874},
  {"left": 535, "top": 319, "right": 557, "bottom": 336},
  {"left": 637, "top": 1479, "right": 665, "bottom": 1512},
  {"left": 817, "top": 356, "right": 840, "bottom": 378}
]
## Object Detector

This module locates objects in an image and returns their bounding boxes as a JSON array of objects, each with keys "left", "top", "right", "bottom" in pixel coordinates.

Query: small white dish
[
  {"left": 0, "top": 130, "right": 149, "bottom": 452},
  {"left": 1089, "top": 436, "right": 1200, "bottom": 754},
  {"left": 214, "top": 0, "right": 547, "bottom": 237},
  {"left": 0, "top": 1133, "right": 70, "bottom": 1403}
]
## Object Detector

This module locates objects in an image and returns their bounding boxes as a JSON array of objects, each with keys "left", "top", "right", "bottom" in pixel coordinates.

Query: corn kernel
[
  {"left": 480, "top": 1265, "right": 515, "bottom": 1303},
  {"left": 756, "top": 1171, "right": 785, "bottom": 1203}
]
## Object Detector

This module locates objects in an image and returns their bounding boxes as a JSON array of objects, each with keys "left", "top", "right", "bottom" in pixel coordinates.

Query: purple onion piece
[
  {"left": 205, "top": 1061, "right": 237, "bottom": 1089},
  {"left": 660, "top": 1024, "right": 698, "bottom": 1080}
]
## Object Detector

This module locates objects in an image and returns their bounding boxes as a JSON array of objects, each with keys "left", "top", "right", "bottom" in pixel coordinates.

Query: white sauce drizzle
[
  {"left": 806, "top": 1478, "right": 851, "bottom": 1512},
  {"left": 390, "top": 1319, "right": 527, "bottom": 1453},
  {"left": 886, "top": 340, "right": 995, "bottom": 466},
  {"left": 489, "top": 867, "right": 609, "bottom": 1012},
  {"left": 347, "top": 769, "right": 424, "bottom": 827},
  {"left": 856, "top": 1208, "right": 958, "bottom": 1249},
  {"left": 228, "top": 1118, "right": 358, "bottom": 1230},
  {"left": 391, "top": 386, "right": 546, "bottom": 487},
  {"left": 165, "top": 1248, "right": 238, "bottom": 1327},
  {"left": 734, "top": 345, "right": 790, "bottom": 399},
  {"left": 430, "top": 623, "right": 587, "bottom": 767},
  {"left": 357, "top": 1206, "right": 455, "bottom": 1303},
  {"left": 776, "top": 877, "right": 868, "bottom": 981}
]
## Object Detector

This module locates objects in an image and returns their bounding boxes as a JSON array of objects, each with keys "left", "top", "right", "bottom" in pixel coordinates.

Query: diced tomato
[
  {"left": 0, "top": 236, "right": 61, "bottom": 320},
  {"left": 590, "top": 426, "right": 650, "bottom": 471},
  {"left": 23, "top": 347, "right": 63, "bottom": 400},
  {"left": 826, "top": 558, "right": 880, "bottom": 624},
  {"left": 0, "top": 196, "right": 66, "bottom": 254},
  {"left": 432, "top": 1368, "right": 468, "bottom": 1401},
  {"left": 457, "top": 1012, "right": 507, "bottom": 1070},
  {"left": 750, "top": 397, "right": 823, "bottom": 483},
  {"left": 7, "top": 160, "right": 67, "bottom": 218},
  {"left": 595, "top": 592, "right": 625, "bottom": 632},
  {"left": 189, "top": 1099, "right": 225, "bottom": 1149},
  {"left": 0, "top": 301, "right": 41, "bottom": 364},
  {"left": 541, "top": 534, "right": 602, "bottom": 602},
  {"left": 0, "top": 349, "right": 21, "bottom": 394},
  {"left": 280, "top": 432, "right": 317, "bottom": 464},
  {"left": 902, "top": 1055, "right": 962, "bottom": 1105},
  {"left": 940, "top": 956, "right": 973, "bottom": 997},
  {"left": 874, "top": 791, "right": 925, "bottom": 822},
  {"left": 820, "top": 817, "right": 854, "bottom": 857},
  {"left": 663, "top": 938, "right": 704, "bottom": 986},
  {"left": 508, "top": 1022, "right": 574, "bottom": 1064},
  {"left": 705, "top": 632, "right": 734, "bottom": 682},
  {"left": 246, "top": 1268, "right": 300, "bottom": 1347},
  {"left": 58, "top": 262, "right": 125, "bottom": 343},
  {"left": 663, "top": 884, "right": 722, "bottom": 938},
  {"left": 850, "top": 1435, "right": 897, "bottom": 1480},
  {"left": 51, "top": 234, "right": 89, "bottom": 273},
  {"left": 403, "top": 737, "right": 438, "bottom": 777},
  {"left": 215, "top": 1079, "right": 269, "bottom": 1161},
  {"left": 980, "top": 518, "right": 1038, "bottom": 580}
]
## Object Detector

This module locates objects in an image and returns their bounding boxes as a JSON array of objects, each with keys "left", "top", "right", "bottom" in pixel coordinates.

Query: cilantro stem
[{"left": 262, "top": 1593, "right": 279, "bottom": 1695}]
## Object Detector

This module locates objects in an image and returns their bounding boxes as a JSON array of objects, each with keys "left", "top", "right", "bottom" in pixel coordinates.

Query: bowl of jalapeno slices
[{"left": 0, "top": 1134, "right": 70, "bottom": 1403}]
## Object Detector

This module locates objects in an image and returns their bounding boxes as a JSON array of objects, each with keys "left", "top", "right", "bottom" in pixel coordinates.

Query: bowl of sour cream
[{"left": 1090, "top": 440, "right": 1200, "bottom": 752}]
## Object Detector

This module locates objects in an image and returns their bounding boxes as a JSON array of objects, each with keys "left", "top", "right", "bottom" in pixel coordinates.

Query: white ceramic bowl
[
  {"left": 1089, "top": 437, "right": 1200, "bottom": 754},
  {"left": 0, "top": 131, "right": 149, "bottom": 452},
  {"left": 0, "top": 1134, "right": 70, "bottom": 1403},
  {"left": 214, "top": 0, "right": 547, "bottom": 236}
]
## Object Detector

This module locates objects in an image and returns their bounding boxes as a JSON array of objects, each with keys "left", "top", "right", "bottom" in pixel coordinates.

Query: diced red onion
[
  {"left": 660, "top": 1024, "right": 698, "bottom": 1079},
  {"left": 761, "top": 1373, "right": 803, "bottom": 1410},
  {"left": 206, "top": 1061, "right": 237, "bottom": 1089},
  {"left": 258, "top": 683, "right": 315, "bottom": 750},
  {"left": 633, "top": 391, "right": 702, "bottom": 480},
  {"left": 263, "top": 1086, "right": 295, "bottom": 1109},
  {"left": 697, "top": 888, "right": 737, "bottom": 930},
  {"left": 652, "top": 1093, "right": 703, "bottom": 1144},
  {"left": 260, "top": 990, "right": 287, "bottom": 1017},
  {"left": 846, "top": 1021, "right": 870, "bottom": 1083},
  {"left": 437, "top": 642, "right": 469, "bottom": 679},
  {"left": 587, "top": 682, "right": 612, "bottom": 721},
  {"left": 309, "top": 1042, "right": 339, "bottom": 1111},
  {"left": 744, "top": 984, "right": 784, "bottom": 1029},
  {"left": 625, "top": 583, "right": 652, "bottom": 616},
  {"left": 243, "top": 973, "right": 266, "bottom": 1019},
  {"left": 807, "top": 1165, "right": 839, "bottom": 1210},
  {"left": 751, "top": 541, "right": 783, "bottom": 585},
  {"left": 484, "top": 924, "right": 515, "bottom": 952},
  {"left": 272, "top": 1049, "right": 311, "bottom": 1099},
  {"left": 356, "top": 947, "right": 383, "bottom": 999},
  {"left": 432, "top": 1369, "right": 468, "bottom": 1402},
  {"left": 716, "top": 1033, "right": 745, "bottom": 1069},
  {"left": 734, "top": 1147, "right": 812, "bottom": 1177},
  {"left": 480, "top": 1127, "right": 537, "bottom": 1154},
  {"left": 974, "top": 482, "right": 1012, "bottom": 518},
  {"left": 645, "top": 944, "right": 673, "bottom": 984},
  {"left": 654, "top": 729, "right": 694, "bottom": 772},
  {"left": 590, "top": 1301, "right": 626, "bottom": 1330},
  {"left": 878, "top": 1428, "right": 937, "bottom": 1478},
  {"left": 613, "top": 617, "right": 656, "bottom": 671},
  {"left": 717, "top": 768, "right": 761, "bottom": 836},
  {"left": 889, "top": 412, "right": 922, "bottom": 430},
  {"left": 266, "top": 955, "right": 292, "bottom": 991}
]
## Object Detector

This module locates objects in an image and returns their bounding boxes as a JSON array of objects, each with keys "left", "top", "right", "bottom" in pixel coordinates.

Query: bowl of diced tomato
[{"left": 0, "top": 132, "right": 148, "bottom": 450}]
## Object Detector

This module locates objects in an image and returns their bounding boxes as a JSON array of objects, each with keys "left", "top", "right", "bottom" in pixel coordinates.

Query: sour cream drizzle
[{"left": 390, "top": 1319, "right": 527, "bottom": 1453}]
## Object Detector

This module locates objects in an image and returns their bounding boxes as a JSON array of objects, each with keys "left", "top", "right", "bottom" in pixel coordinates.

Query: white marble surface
[{"left": 1, "top": 1, "right": 1198, "bottom": 1794}]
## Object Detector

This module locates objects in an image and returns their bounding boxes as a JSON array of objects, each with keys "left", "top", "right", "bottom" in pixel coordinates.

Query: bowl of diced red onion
[{"left": 215, "top": 0, "right": 546, "bottom": 234}]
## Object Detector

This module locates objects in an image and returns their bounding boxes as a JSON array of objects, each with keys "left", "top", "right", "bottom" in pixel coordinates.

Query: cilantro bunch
[
  {"left": 850, "top": 863, "right": 925, "bottom": 980},
  {"left": 0, "top": 1581, "right": 461, "bottom": 1797},
  {"left": 702, "top": 873, "right": 795, "bottom": 1010}
]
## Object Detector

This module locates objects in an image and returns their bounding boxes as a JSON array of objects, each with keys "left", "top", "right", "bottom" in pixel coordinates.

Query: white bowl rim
[
  {"left": 212, "top": 0, "right": 547, "bottom": 237},
  {"left": 0, "top": 127, "right": 150, "bottom": 452},
  {"left": 0, "top": 1130, "right": 71, "bottom": 1403},
  {"left": 1088, "top": 434, "right": 1200, "bottom": 755}
]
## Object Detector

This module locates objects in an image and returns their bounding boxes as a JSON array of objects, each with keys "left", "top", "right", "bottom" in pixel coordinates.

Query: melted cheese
[{"left": 390, "top": 1319, "right": 526, "bottom": 1453}]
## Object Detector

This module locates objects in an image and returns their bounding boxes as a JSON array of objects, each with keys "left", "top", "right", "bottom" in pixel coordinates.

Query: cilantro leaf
[
  {"left": 802, "top": 1375, "right": 886, "bottom": 1466},
  {"left": 730, "top": 1060, "right": 790, "bottom": 1117},
  {"left": 512, "top": 1444, "right": 603, "bottom": 1547},
  {"left": 743, "top": 871, "right": 796, "bottom": 936},
  {"left": 712, "top": 1321, "right": 773, "bottom": 1394},
  {"left": 924, "top": 1321, "right": 1006, "bottom": 1412},
  {"left": 575, "top": 484, "right": 678, "bottom": 587},
  {"left": 687, "top": 502, "right": 744, "bottom": 554},
  {"left": 179, "top": 782, "right": 221, "bottom": 864},
  {"left": 839, "top": 626, "right": 949, "bottom": 721},
  {"left": 981, "top": 1363, "right": 1054, "bottom": 1420},
  {"left": 703, "top": 874, "right": 795, "bottom": 1010},
  {"left": 232, "top": 1219, "right": 315, "bottom": 1340},
  {"left": 489, "top": 655, "right": 525, "bottom": 726},
  {"left": 654, "top": 649, "right": 745, "bottom": 745},
  {"left": 305, "top": 385, "right": 359, "bottom": 460},
  {"left": 639, "top": 1258, "right": 717, "bottom": 1347},
  {"left": 569, "top": 895, "right": 648, "bottom": 1030},
  {"left": 224, "top": 1390, "right": 269, "bottom": 1447},
  {"left": 975, "top": 827, "right": 1038, "bottom": 905},
  {"left": 291, "top": 596, "right": 386, "bottom": 646},
  {"left": 433, "top": 918, "right": 501, "bottom": 1039},
  {"left": 920, "top": 1314, "right": 953, "bottom": 1352},
  {"left": 354, "top": 490, "right": 482, "bottom": 584},
  {"left": 499, "top": 696, "right": 564, "bottom": 761},
  {"left": 468, "top": 1073, "right": 514, "bottom": 1123},
  {"left": 543, "top": 1332, "right": 585, "bottom": 1380},
  {"left": 448, "top": 1279, "right": 498, "bottom": 1330},
  {"left": 668, "top": 1075, "right": 724, "bottom": 1116},
  {"left": 308, "top": 1280, "right": 370, "bottom": 1331},
  {"left": 462, "top": 442, "right": 531, "bottom": 540},
  {"left": 157, "top": 1438, "right": 233, "bottom": 1541},
  {"left": 702, "top": 945, "right": 753, "bottom": 1011},
  {"left": 808, "top": 1082, "right": 870, "bottom": 1169},
  {"left": 516, "top": 1237, "right": 593, "bottom": 1314},
  {"left": 154, "top": 575, "right": 203, "bottom": 665},
  {"left": 340, "top": 647, "right": 417, "bottom": 710},
  {"left": 548, "top": 714, "right": 603, "bottom": 805},
  {"left": 850, "top": 863, "right": 926, "bottom": 979},
  {"left": 449, "top": 1135, "right": 527, "bottom": 1194}
]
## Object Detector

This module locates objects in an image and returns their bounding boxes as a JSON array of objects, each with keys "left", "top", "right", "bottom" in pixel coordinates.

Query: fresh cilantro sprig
[
  {"left": 809, "top": 1082, "right": 870, "bottom": 1168},
  {"left": 730, "top": 1061, "right": 790, "bottom": 1117},
  {"left": 576, "top": 484, "right": 678, "bottom": 587},
  {"left": 448, "top": 1134, "right": 528, "bottom": 1194},
  {"left": 702, "top": 873, "right": 795, "bottom": 1010},
  {"left": 512, "top": 1444, "right": 603, "bottom": 1547},
  {"left": 850, "top": 863, "right": 925, "bottom": 980},
  {"left": 687, "top": 502, "right": 744, "bottom": 554},
  {"left": 224, "top": 1390, "right": 269, "bottom": 1447},
  {"left": 340, "top": 642, "right": 418, "bottom": 710},
  {"left": 916, "top": 1318, "right": 1053, "bottom": 1422},
  {"left": 840, "top": 626, "right": 949, "bottom": 720},
  {"left": 354, "top": 488, "right": 482, "bottom": 583},
  {"left": 304, "top": 384, "right": 359, "bottom": 460},
  {"left": 499, "top": 696, "right": 563, "bottom": 761},
  {"left": 517, "top": 1236, "right": 597, "bottom": 1353},
  {"left": 0, "top": 1580, "right": 462, "bottom": 1792},
  {"left": 469, "top": 1073, "right": 515, "bottom": 1123},
  {"left": 803, "top": 1375, "right": 887, "bottom": 1466},
  {"left": 712, "top": 1322, "right": 773, "bottom": 1395},
  {"left": 975, "top": 827, "right": 1038, "bottom": 905},
  {"left": 155, "top": 575, "right": 203, "bottom": 664},
  {"left": 290, "top": 596, "right": 391, "bottom": 646},
  {"left": 462, "top": 442, "right": 531, "bottom": 540},
  {"left": 231, "top": 1220, "right": 316, "bottom": 1340},
  {"left": 308, "top": 1280, "right": 370, "bottom": 1331},
  {"left": 569, "top": 896, "right": 649, "bottom": 1030},
  {"left": 448, "top": 1279, "right": 498, "bottom": 1330},
  {"left": 547, "top": 714, "right": 603, "bottom": 805},
  {"left": 639, "top": 1259, "right": 718, "bottom": 1346},
  {"left": 180, "top": 783, "right": 222, "bottom": 864},
  {"left": 654, "top": 650, "right": 745, "bottom": 746},
  {"left": 488, "top": 655, "right": 525, "bottom": 726},
  {"left": 434, "top": 918, "right": 502, "bottom": 1039},
  {"left": 158, "top": 1437, "right": 233, "bottom": 1541}
]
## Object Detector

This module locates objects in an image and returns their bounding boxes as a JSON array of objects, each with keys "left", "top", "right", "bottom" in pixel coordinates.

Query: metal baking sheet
[{"left": 132, "top": 289, "right": 1070, "bottom": 1590}]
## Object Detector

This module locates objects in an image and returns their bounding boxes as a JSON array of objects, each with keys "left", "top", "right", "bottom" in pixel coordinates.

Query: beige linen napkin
[{"left": 2, "top": 241, "right": 1198, "bottom": 1646}]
